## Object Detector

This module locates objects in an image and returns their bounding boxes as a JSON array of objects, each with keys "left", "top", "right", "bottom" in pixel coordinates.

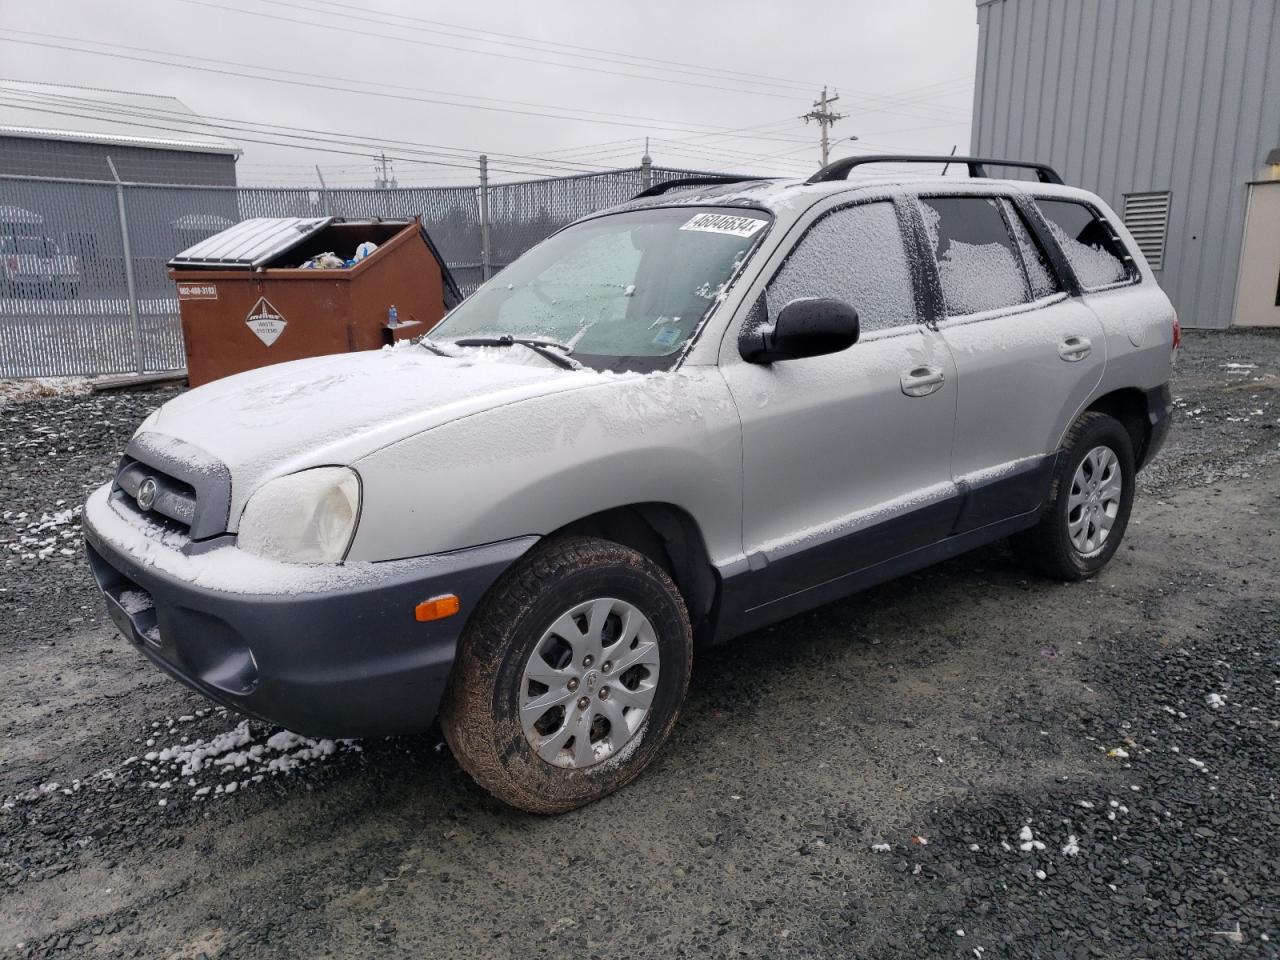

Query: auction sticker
[
  {"left": 245, "top": 297, "right": 287, "bottom": 347},
  {"left": 177, "top": 282, "right": 218, "bottom": 300},
  {"left": 679, "top": 212, "right": 767, "bottom": 238}
]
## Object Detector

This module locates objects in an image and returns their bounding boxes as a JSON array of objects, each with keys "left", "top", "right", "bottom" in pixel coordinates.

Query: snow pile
[
  {"left": 2, "top": 503, "right": 82, "bottom": 562},
  {"left": 0, "top": 377, "right": 93, "bottom": 409},
  {"left": 138, "top": 719, "right": 361, "bottom": 799},
  {"left": 1016, "top": 825, "right": 1046, "bottom": 852}
]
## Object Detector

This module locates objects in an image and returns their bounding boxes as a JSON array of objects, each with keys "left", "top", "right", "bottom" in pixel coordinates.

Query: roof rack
[
  {"left": 806, "top": 155, "right": 1065, "bottom": 185},
  {"left": 631, "top": 175, "right": 770, "bottom": 200}
]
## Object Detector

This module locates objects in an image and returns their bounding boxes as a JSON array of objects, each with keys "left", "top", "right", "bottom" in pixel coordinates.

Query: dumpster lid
[{"left": 167, "top": 216, "right": 334, "bottom": 269}]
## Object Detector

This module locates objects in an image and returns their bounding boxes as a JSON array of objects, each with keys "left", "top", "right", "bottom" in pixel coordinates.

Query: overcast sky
[{"left": 0, "top": 0, "right": 978, "bottom": 187}]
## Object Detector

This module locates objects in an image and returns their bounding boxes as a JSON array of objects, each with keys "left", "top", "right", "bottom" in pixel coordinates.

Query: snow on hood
[{"left": 138, "top": 344, "right": 594, "bottom": 505}]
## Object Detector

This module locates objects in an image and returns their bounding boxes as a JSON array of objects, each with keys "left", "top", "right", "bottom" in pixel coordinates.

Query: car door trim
[{"left": 713, "top": 450, "right": 1058, "bottom": 639}]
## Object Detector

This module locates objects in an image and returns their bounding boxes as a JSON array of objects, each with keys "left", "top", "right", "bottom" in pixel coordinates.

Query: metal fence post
[
  {"left": 106, "top": 157, "right": 145, "bottom": 375},
  {"left": 479, "top": 154, "right": 492, "bottom": 282}
]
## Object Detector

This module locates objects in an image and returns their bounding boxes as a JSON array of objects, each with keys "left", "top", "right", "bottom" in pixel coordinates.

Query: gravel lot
[{"left": 1, "top": 330, "right": 1277, "bottom": 959}]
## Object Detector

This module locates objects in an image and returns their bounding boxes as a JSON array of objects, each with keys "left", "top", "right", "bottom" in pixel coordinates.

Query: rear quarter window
[{"left": 1036, "top": 199, "right": 1137, "bottom": 290}]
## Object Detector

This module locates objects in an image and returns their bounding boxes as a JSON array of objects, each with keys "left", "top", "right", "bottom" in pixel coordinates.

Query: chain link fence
[{"left": 0, "top": 165, "right": 731, "bottom": 378}]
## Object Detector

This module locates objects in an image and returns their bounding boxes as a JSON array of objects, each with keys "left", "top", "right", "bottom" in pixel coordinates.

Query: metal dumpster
[{"left": 168, "top": 216, "right": 460, "bottom": 386}]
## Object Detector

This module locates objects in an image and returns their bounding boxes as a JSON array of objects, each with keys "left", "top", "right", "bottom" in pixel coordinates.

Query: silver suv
[{"left": 84, "top": 156, "right": 1176, "bottom": 812}]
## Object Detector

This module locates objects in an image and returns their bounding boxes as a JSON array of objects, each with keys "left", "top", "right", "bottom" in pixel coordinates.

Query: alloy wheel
[
  {"left": 518, "top": 597, "right": 661, "bottom": 768},
  {"left": 1067, "top": 445, "right": 1122, "bottom": 555}
]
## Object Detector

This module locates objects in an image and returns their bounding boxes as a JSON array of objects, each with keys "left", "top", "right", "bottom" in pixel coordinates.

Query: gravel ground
[{"left": 1, "top": 329, "right": 1276, "bottom": 959}]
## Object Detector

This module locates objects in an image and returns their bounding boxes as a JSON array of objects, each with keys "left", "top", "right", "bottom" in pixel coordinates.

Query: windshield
[{"left": 429, "top": 206, "right": 771, "bottom": 372}]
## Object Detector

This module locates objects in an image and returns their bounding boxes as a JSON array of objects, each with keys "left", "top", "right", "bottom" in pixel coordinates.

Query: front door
[{"left": 719, "top": 199, "right": 958, "bottom": 627}]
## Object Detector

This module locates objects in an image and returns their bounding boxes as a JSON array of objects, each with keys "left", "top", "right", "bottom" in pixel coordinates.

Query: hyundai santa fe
[{"left": 84, "top": 155, "right": 1176, "bottom": 812}]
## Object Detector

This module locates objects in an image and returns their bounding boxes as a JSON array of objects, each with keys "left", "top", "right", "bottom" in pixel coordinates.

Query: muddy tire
[
  {"left": 440, "top": 536, "right": 692, "bottom": 813},
  {"left": 1012, "top": 412, "right": 1136, "bottom": 581}
]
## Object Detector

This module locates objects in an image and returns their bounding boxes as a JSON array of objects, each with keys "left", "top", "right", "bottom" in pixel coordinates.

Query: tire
[
  {"left": 1011, "top": 412, "right": 1136, "bottom": 581},
  {"left": 441, "top": 536, "right": 692, "bottom": 813}
]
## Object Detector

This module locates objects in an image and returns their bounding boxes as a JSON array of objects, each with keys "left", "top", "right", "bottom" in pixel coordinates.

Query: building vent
[{"left": 1122, "top": 192, "right": 1171, "bottom": 271}]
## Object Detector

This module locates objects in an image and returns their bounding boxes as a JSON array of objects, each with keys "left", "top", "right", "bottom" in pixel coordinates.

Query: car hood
[{"left": 137, "top": 345, "right": 593, "bottom": 509}]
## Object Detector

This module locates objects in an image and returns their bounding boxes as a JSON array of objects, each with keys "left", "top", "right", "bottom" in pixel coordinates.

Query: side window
[
  {"left": 1004, "top": 202, "right": 1061, "bottom": 299},
  {"left": 1036, "top": 199, "right": 1137, "bottom": 290},
  {"left": 765, "top": 201, "right": 917, "bottom": 334},
  {"left": 918, "top": 196, "right": 1032, "bottom": 316}
]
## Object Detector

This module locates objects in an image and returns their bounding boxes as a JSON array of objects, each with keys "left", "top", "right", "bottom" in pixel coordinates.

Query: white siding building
[{"left": 971, "top": 0, "right": 1280, "bottom": 328}]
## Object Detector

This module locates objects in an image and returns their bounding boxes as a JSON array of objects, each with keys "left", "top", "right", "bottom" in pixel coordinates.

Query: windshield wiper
[
  {"left": 418, "top": 338, "right": 455, "bottom": 358},
  {"left": 451, "top": 335, "right": 582, "bottom": 371}
]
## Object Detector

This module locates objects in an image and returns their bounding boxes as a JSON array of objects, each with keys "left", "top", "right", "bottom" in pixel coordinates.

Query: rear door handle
[
  {"left": 1058, "top": 335, "right": 1092, "bottom": 362},
  {"left": 900, "top": 365, "right": 945, "bottom": 397}
]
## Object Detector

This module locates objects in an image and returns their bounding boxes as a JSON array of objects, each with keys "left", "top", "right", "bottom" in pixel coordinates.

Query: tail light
[{"left": 1171, "top": 311, "right": 1181, "bottom": 354}]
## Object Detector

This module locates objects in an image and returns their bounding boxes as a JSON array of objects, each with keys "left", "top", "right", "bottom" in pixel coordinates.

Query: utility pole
[
  {"left": 374, "top": 153, "right": 397, "bottom": 189},
  {"left": 478, "top": 154, "right": 492, "bottom": 282},
  {"left": 640, "top": 136, "right": 652, "bottom": 191},
  {"left": 315, "top": 164, "right": 333, "bottom": 216},
  {"left": 801, "top": 86, "right": 845, "bottom": 167}
]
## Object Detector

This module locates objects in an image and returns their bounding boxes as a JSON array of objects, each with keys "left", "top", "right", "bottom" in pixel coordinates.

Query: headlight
[{"left": 237, "top": 467, "right": 361, "bottom": 564}]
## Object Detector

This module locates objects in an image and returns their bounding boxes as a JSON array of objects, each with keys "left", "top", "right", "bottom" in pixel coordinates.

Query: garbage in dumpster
[
  {"left": 167, "top": 216, "right": 460, "bottom": 386},
  {"left": 300, "top": 251, "right": 345, "bottom": 270}
]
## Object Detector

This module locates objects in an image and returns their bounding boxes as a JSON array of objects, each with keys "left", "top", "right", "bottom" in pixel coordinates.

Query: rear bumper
[
  {"left": 1139, "top": 383, "right": 1173, "bottom": 470},
  {"left": 83, "top": 487, "right": 535, "bottom": 737}
]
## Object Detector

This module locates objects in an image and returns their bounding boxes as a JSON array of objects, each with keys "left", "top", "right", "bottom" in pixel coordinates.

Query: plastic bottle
[{"left": 387, "top": 304, "right": 398, "bottom": 328}]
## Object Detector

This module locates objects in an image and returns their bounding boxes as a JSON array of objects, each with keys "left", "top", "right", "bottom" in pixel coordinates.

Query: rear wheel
[
  {"left": 1012, "top": 412, "right": 1135, "bottom": 581},
  {"left": 441, "top": 536, "right": 692, "bottom": 813}
]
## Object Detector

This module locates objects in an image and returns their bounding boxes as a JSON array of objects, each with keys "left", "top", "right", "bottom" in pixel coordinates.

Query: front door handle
[
  {"left": 1058, "top": 335, "right": 1092, "bottom": 362},
  {"left": 901, "top": 365, "right": 945, "bottom": 397}
]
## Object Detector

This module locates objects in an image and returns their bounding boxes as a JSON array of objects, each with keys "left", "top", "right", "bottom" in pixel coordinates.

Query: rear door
[
  {"left": 719, "top": 196, "right": 958, "bottom": 623},
  {"left": 919, "top": 194, "right": 1106, "bottom": 530}
]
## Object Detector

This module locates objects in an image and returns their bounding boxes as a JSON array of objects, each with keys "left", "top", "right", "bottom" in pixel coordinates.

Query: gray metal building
[
  {"left": 971, "top": 0, "right": 1280, "bottom": 328},
  {"left": 0, "top": 80, "right": 240, "bottom": 186}
]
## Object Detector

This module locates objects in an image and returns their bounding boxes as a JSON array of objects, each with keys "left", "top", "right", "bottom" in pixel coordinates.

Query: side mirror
[{"left": 739, "top": 297, "right": 860, "bottom": 364}]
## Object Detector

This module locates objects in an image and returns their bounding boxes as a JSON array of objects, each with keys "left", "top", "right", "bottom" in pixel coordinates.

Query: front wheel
[
  {"left": 441, "top": 536, "right": 692, "bottom": 813},
  {"left": 1012, "top": 412, "right": 1136, "bottom": 581}
]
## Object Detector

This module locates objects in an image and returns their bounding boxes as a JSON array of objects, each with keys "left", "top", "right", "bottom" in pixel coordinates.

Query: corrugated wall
[{"left": 972, "top": 0, "right": 1280, "bottom": 329}]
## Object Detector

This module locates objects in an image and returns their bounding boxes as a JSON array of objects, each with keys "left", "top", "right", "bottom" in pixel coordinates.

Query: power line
[
  {"left": 0, "top": 33, "right": 852, "bottom": 146},
  {"left": 299, "top": 0, "right": 830, "bottom": 94},
  {"left": 259, "top": 0, "right": 977, "bottom": 125},
  {"left": 0, "top": 32, "right": 820, "bottom": 143},
  {"left": 0, "top": 88, "right": 622, "bottom": 176},
  {"left": 0, "top": 96, "right": 533, "bottom": 178},
  {"left": 173, "top": 0, "right": 971, "bottom": 125},
  {"left": 175, "top": 0, "right": 816, "bottom": 103},
  {"left": 257, "top": 0, "right": 819, "bottom": 98}
]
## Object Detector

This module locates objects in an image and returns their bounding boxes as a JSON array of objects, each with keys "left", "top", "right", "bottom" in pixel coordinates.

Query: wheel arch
[
  {"left": 545, "top": 502, "right": 721, "bottom": 650},
  {"left": 1083, "top": 387, "right": 1153, "bottom": 466}
]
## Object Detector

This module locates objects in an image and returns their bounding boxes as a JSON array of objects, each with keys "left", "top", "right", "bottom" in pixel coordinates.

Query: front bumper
[{"left": 83, "top": 486, "right": 535, "bottom": 737}]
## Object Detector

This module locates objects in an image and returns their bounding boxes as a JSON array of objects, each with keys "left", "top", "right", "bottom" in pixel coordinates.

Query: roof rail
[
  {"left": 631, "top": 175, "right": 770, "bottom": 200},
  {"left": 806, "top": 155, "right": 1065, "bottom": 186}
]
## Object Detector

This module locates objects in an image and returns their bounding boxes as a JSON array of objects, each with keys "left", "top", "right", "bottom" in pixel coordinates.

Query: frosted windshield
[{"left": 431, "top": 207, "right": 770, "bottom": 370}]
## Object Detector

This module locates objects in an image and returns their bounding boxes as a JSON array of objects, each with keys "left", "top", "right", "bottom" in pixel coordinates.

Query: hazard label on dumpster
[{"left": 245, "top": 297, "right": 287, "bottom": 347}]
